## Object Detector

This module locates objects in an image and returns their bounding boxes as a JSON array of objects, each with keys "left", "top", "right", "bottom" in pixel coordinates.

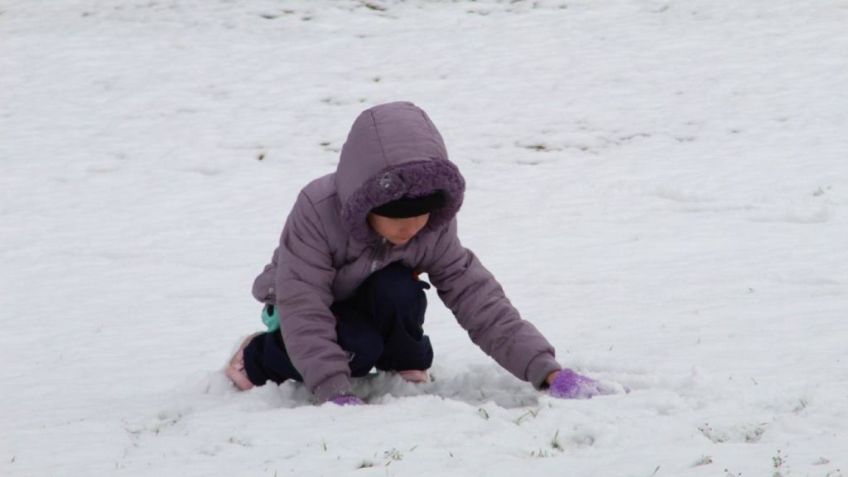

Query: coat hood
[{"left": 335, "top": 101, "right": 465, "bottom": 243}]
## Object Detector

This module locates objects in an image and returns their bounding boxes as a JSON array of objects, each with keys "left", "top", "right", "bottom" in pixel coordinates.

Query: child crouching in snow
[{"left": 226, "top": 101, "right": 605, "bottom": 405}]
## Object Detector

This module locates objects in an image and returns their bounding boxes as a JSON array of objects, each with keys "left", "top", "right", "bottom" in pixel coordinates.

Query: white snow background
[{"left": 2, "top": 0, "right": 847, "bottom": 475}]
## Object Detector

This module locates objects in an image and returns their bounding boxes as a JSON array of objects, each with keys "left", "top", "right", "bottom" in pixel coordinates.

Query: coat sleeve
[
  {"left": 274, "top": 191, "right": 351, "bottom": 402},
  {"left": 425, "top": 218, "right": 561, "bottom": 388}
]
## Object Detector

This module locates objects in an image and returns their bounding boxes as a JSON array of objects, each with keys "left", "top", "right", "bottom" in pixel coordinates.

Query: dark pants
[{"left": 243, "top": 262, "right": 434, "bottom": 386}]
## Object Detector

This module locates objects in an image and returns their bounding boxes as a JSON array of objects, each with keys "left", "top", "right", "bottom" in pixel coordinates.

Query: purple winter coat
[{"left": 252, "top": 101, "right": 561, "bottom": 401}]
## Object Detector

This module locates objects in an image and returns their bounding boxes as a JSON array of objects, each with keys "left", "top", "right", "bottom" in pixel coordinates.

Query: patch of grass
[
  {"left": 550, "top": 430, "right": 564, "bottom": 452},
  {"left": 362, "top": 1, "right": 387, "bottom": 12},
  {"left": 227, "top": 436, "right": 250, "bottom": 447},
  {"left": 513, "top": 408, "right": 539, "bottom": 425},
  {"left": 772, "top": 449, "right": 788, "bottom": 477},
  {"left": 529, "top": 448, "right": 554, "bottom": 458},
  {"left": 698, "top": 422, "right": 725, "bottom": 443},
  {"left": 745, "top": 424, "right": 767, "bottom": 443},
  {"left": 383, "top": 448, "right": 403, "bottom": 465}
]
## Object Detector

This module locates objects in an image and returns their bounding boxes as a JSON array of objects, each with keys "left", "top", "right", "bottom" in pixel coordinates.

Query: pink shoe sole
[
  {"left": 398, "top": 369, "right": 430, "bottom": 383},
  {"left": 225, "top": 333, "right": 261, "bottom": 391}
]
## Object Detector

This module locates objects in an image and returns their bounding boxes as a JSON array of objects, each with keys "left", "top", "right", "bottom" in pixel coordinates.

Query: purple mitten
[
  {"left": 548, "top": 369, "right": 603, "bottom": 399},
  {"left": 329, "top": 394, "right": 365, "bottom": 406}
]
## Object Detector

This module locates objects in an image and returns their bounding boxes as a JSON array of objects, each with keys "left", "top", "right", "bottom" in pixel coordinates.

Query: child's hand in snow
[
  {"left": 546, "top": 369, "right": 606, "bottom": 399},
  {"left": 329, "top": 394, "right": 365, "bottom": 406}
]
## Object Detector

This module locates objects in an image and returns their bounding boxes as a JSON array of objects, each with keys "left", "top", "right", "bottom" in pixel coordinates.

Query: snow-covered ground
[{"left": 2, "top": 0, "right": 847, "bottom": 475}]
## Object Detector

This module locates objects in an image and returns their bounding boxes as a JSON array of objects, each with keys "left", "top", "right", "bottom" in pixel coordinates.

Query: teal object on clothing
[{"left": 262, "top": 305, "right": 280, "bottom": 332}]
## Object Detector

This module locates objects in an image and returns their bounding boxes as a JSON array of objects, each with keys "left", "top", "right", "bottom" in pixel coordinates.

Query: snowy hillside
[{"left": 1, "top": 0, "right": 846, "bottom": 475}]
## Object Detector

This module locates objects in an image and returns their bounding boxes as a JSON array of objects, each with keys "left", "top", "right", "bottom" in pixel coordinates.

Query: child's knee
[
  {"left": 341, "top": 330, "right": 384, "bottom": 376},
  {"left": 379, "top": 335, "right": 434, "bottom": 371}
]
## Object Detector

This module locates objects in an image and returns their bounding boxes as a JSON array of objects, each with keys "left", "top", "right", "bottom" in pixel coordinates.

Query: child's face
[{"left": 367, "top": 213, "right": 430, "bottom": 246}]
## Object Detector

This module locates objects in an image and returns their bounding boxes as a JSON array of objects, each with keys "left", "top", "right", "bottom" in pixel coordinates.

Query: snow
[{"left": 2, "top": 0, "right": 847, "bottom": 475}]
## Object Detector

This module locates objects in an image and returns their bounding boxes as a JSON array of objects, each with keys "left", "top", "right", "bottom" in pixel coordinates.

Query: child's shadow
[
  {"left": 352, "top": 365, "right": 541, "bottom": 408},
  {"left": 199, "top": 365, "right": 541, "bottom": 409}
]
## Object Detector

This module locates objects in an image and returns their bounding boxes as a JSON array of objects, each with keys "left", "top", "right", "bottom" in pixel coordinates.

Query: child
[{"left": 226, "top": 101, "right": 604, "bottom": 405}]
